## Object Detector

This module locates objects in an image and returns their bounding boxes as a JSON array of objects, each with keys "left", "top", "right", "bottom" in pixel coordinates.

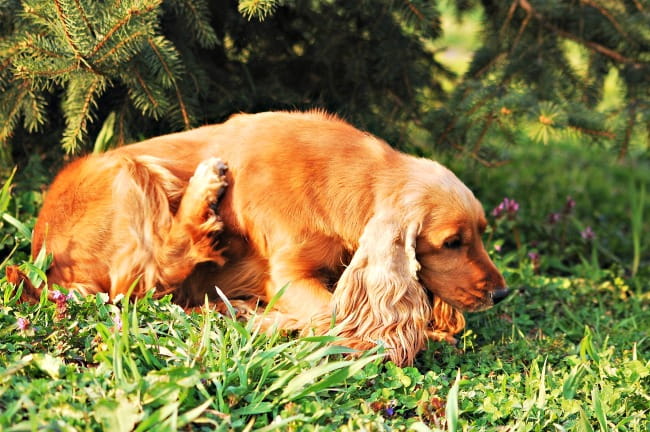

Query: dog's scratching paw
[
  {"left": 189, "top": 158, "right": 228, "bottom": 211},
  {"left": 181, "top": 158, "right": 228, "bottom": 232},
  {"left": 214, "top": 159, "right": 228, "bottom": 177}
]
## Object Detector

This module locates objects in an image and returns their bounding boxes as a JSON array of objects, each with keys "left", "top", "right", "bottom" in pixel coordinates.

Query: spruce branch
[
  {"left": 23, "top": 89, "right": 47, "bottom": 132},
  {"left": 146, "top": 36, "right": 190, "bottom": 128},
  {"left": 580, "top": 0, "right": 631, "bottom": 43},
  {"left": 0, "top": 37, "right": 24, "bottom": 65},
  {"left": 0, "top": 58, "right": 11, "bottom": 81},
  {"left": 23, "top": 34, "right": 67, "bottom": 59},
  {"left": 238, "top": 0, "right": 279, "bottom": 21},
  {"left": 133, "top": 69, "right": 159, "bottom": 109},
  {"left": 517, "top": 0, "right": 643, "bottom": 66},
  {"left": 168, "top": 0, "right": 217, "bottom": 47},
  {"left": 14, "top": 62, "right": 77, "bottom": 79},
  {"left": 500, "top": 0, "right": 519, "bottom": 37},
  {"left": 469, "top": 49, "right": 507, "bottom": 79},
  {"left": 21, "top": 3, "right": 54, "bottom": 30},
  {"left": 395, "top": 0, "right": 441, "bottom": 38},
  {"left": 93, "top": 31, "right": 148, "bottom": 66},
  {"left": 631, "top": 0, "right": 644, "bottom": 12},
  {"left": 71, "top": 0, "right": 94, "bottom": 37},
  {"left": 618, "top": 102, "right": 637, "bottom": 160},
  {"left": 88, "top": 0, "right": 160, "bottom": 58},
  {"left": 511, "top": 9, "right": 532, "bottom": 53},
  {"left": 404, "top": 0, "right": 426, "bottom": 22},
  {"left": 568, "top": 125, "right": 615, "bottom": 139},
  {"left": 437, "top": 83, "right": 498, "bottom": 146},
  {"left": 0, "top": 84, "right": 29, "bottom": 143},
  {"left": 471, "top": 114, "right": 495, "bottom": 155},
  {"left": 451, "top": 141, "right": 511, "bottom": 167},
  {"left": 61, "top": 73, "right": 106, "bottom": 152},
  {"left": 126, "top": 67, "right": 169, "bottom": 119},
  {"left": 53, "top": 0, "right": 83, "bottom": 57}
]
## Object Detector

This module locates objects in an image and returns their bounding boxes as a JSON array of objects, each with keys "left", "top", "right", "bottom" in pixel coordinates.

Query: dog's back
[{"left": 30, "top": 111, "right": 399, "bottom": 300}]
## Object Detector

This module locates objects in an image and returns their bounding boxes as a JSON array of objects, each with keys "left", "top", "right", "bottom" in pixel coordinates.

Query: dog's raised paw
[
  {"left": 181, "top": 158, "right": 228, "bottom": 227},
  {"left": 191, "top": 158, "right": 228, "bottom": 204}
]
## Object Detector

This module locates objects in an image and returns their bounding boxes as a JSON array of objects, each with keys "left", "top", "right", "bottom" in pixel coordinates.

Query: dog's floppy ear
[{"left": 332, "top": 210, "right": 431, "bottom": 366}]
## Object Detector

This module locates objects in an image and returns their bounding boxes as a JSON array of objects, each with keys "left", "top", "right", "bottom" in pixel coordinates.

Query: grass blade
[
  {"left": 536, "top": 357, "right": 547, "bottom": 409},
  {"left": 591, "top": 386, "right": 608, "bottom": 432},
  {"left": 629, "top": 180, "right": 645, "bottom": 278},
  {"left": 578, "top": 408, "right": 595, "bottom": 432},
  {"left": 0, "top": 167, "right": 17, "bottom": 213},
  {"left": 93, "top": 112, "right": 117, "bottom": 154},
  {"left": 446, "top": 370, "right": 461, "bottom": 432},
  {"left": 2, "top": 213, "right": 30, "bottom": 240},
  {"left": 579, "top": 326, "right": 601, "bottom": 364},
  {"left": 280, "top": 360, "right": 356, "bottom": 399},
  {"left": 255, "top": 415, "right": 305, "bottom": 432},
  {"left": 288, "top": 353, "right": 380, "bottom": 401},
  {"left": 563, "top": 363, "right": 588, "bottom": 400}
]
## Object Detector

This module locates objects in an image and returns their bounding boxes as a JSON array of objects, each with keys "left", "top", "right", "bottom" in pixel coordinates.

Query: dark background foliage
[{"left": 1, "top": 0, "right": 647, "bottom": 173}]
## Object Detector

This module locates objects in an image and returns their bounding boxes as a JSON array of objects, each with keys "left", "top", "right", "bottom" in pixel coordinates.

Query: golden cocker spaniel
[{"left": 9, "top": 111, "right": 508, "bottom": 365}]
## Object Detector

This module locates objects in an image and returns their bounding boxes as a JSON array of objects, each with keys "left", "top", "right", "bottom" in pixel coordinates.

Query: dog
[{"left": 8, "top": 111, "right": 508, "bottom": 365}]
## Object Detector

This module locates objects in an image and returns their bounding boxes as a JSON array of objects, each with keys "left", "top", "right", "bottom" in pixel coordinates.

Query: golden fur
[{"left": 9, "top": 111, "right": 508, "bottom": 365}]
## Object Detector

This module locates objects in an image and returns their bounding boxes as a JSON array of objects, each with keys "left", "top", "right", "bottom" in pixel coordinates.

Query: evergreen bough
[
  {"left": 0, "top": 0, "right": 647, "bottom": 172},
  {"left": 435, "top": 0, "right": 649, "bottom": 162},
  {"left": 0, "top": 0, "right": 216, "bottom": 158}
]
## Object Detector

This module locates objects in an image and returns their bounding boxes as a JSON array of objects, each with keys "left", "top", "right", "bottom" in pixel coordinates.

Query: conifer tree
[
  {"left": 433, "top": 0, "right": 648, "bottom": 161},
  {"left": 1, "top": 0, "right": 448, "bottom": 171},
  {"left": 0, "top": 0, "right": 216, "bottom": 159},
  {"left": 1, "top": 0, "right": 647, "bottom": 173}
]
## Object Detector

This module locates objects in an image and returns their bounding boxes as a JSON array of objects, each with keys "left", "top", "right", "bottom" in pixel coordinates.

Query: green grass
[
  {"left": 1, "top": 135, "right": 649, "bottom": 431},
  {"left": 0, "top": 267, "right": 648, "bottom": 430}
]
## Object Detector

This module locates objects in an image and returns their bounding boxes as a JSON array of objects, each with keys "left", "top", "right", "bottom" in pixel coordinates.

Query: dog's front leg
[{"left": 258, "top": 247, "right": 334, "bottom": 330}]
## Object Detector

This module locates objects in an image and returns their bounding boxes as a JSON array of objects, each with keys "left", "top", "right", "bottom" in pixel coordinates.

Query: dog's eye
[{"left": 443, "top": 237, "right": 463, "bottom": 250}]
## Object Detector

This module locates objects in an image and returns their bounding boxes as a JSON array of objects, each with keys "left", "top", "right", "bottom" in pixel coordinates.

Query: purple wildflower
[
  {"left": 528, "top": 251, "right": 541, "bottom": 272},
  {"left": 564, "top": 196, "right": 576, "bottom": 214},
  {"left": 51, "top": 290, "right": 66, "bottom": 302},
  {"left": 50, "top": 289, "right": 71, "bottom": 320},
  {"left": 548, "top": 212, "right": 562, "bottom": 224},
  {"left": 16, "top": 317, "right": 30, "bottom": 331},
  {"left": 492, "top": 198, "right": 520, "bottom": 219},
  {"left": 581, "top": 226, "right": 596, "bottom": 241},
  {"left": 113, "top": 314, "right": 123, "bottom": 332},
  {"left": 385, "top": 404, "right": 395, "bottom": 417}
]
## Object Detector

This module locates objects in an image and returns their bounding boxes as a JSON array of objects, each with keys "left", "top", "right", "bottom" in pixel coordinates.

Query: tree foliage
[
  {"left": 0, "top": 0, "right": 216, "bottom": 158},
  {"left": 436, "top": 0, "right": 649, "bottom": 162},
  {"left": 0, "top": 0, "right": 448, "bottom": 170},
  {"left": 0, "top": 0, "right": 648, "bottom": 171}
]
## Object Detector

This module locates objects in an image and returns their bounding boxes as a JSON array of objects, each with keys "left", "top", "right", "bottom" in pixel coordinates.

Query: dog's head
[
  {"left": 332, "top": 158, "right": 507, "bottom": 365},
  {"left": 412, "top": 187, "right": 508, "bottom": 312}
]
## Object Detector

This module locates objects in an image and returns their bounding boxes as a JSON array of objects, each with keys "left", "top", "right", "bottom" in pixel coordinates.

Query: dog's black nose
[{"left": 491, "top": 288, "right": 510, "bottom": 304}]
